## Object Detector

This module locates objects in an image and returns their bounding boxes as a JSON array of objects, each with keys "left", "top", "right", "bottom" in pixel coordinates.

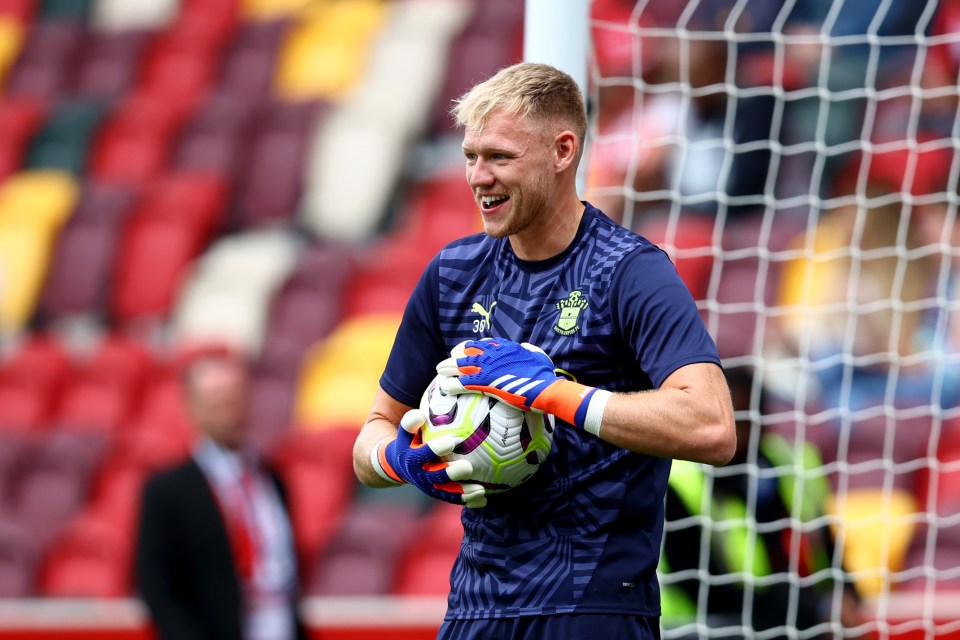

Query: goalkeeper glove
[
  {"left": 370, "top": 409, "right": 487, "bottom": 508},
  {"left": 437, "top": 338, "right": 611, "bottom": 437}
]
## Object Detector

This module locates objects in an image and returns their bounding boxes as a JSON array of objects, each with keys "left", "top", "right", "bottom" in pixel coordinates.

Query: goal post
[{"left": 534, "top": 0, "right": 960, "bottom": 637}]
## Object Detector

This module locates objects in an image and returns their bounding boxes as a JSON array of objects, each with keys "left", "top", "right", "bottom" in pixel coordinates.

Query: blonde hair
[{"left": 452, "top": 62, "right": 588, "bottom": 159}]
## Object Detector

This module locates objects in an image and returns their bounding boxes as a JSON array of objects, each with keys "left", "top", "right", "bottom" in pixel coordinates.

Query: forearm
[
  {"left": 353, "top": 418, "right": 399, "bottom": 487},
  {"left": 592, "top": 363, "right": 735, "bottom": 466},
  {"left": 599, "top": 386, "right": 735, "bottom": 465}
]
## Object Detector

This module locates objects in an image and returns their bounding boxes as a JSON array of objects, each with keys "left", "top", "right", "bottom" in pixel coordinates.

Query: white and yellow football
[{"left": 419, "top": 373, "right": 554, "bottom": 494}]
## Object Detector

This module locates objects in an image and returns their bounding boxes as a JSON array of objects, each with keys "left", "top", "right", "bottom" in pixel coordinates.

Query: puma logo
[{"left": 470, "top": 301, "right": 496, "bottom": 333}]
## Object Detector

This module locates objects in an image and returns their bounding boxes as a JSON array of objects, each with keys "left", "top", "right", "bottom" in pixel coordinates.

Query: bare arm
[
  {"left": 352, "top": 386, "right": 416, "bottom": 487},
  {"left": 593, "top": 362, "right": 736, "bottom": 466}
]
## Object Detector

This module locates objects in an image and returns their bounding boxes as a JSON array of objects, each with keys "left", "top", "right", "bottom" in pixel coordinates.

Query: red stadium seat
[
  {"left": 39, "top": 513, "right": 132, "bottom": 597},
  {"left": 0, "top": 0, "right": 37, "bottom": 22},
  {"left": 134, "top": 23, "right": 221, "bottom": 121},
  {"left": 0, "top": 335, "right": 70, "bottom": 431},
  {"left": 173, "top": 0, "right": 239, "bottom": 54},
  {"left": 0, "top": 98, "right": 46, "bottom": 182},
  {"left": 394, "top": 503, "right": 463, "bottom": 595},
  {"left": 87, "top": 93, "right": 181, "bottom": 185},
  {"left": 54, "top": 334, "right": 154, "bottom": 431},
  {"left": 110, "top": 172, "right": 229, "bottom": 323},
  {"left": 269, "top": 428, "right": 357, "bottom": 569}
]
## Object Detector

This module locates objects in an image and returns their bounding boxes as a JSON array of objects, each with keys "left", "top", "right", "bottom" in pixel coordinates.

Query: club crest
[{"left": 554, "top": 290, "right": 588, "bottom": 336}]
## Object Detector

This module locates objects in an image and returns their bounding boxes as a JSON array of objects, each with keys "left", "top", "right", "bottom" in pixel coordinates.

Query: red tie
[{"left": 227, "top": 468, "right": 259, "bottom": 580}]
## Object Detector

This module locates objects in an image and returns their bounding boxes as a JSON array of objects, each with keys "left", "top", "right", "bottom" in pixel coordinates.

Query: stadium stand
[{"left": 0, "top": 1, "right": 955, "bottom": 639}]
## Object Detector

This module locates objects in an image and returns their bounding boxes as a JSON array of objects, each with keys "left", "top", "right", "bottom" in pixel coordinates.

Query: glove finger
[
  {"left": 435, "top": 357, "right": 460, "bottom": 377},
  {"left": 440, "top": 376, "right": 470, "bottom": 396},
  {"left": 425, "top": 434, "right": 459, "bottom": 457},
  {"left": 461, "top": 483, "right": 487, "bottom": 508},
  {"left": 400, "top": 409, "right": 426, "bottom": 434},
  {"left": 443, "top": 458, "right": 473, "bottom": 482},
  {"left": 520, "top": 342, "right": 548, "bottom": 356}
]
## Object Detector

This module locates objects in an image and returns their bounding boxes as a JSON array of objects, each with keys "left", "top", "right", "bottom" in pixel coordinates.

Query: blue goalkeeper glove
[
  {"left": 370, "top": 409, "right": 487, "bottom": 508},
  {"left": 437, "top": 338, "right": 611, "bottom": 437}
]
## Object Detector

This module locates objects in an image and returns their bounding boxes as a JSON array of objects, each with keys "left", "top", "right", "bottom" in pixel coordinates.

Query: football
[{"left": 419, "top": 373, "right": 554, "bottom": 494}]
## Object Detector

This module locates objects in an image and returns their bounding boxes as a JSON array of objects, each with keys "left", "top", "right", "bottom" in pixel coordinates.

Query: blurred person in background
[
  {"left": 136, "top": 347, "right": 306, "bottom": 640},
  {"left": 660, "top": 366, "right": 865, "bottom": 639}
]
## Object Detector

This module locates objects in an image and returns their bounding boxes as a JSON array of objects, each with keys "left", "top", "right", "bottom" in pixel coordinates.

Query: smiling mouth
[{"left": 480, "top": 195, "right": 510, "bottom": 211}]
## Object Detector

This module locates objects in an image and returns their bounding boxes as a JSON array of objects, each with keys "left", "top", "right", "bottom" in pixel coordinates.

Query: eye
[
  {"left": 464, "top": 152, "right": 477, "bottom": 163},
  {"left": 492, "top": 153, "right": 507, "bottom": 160}
]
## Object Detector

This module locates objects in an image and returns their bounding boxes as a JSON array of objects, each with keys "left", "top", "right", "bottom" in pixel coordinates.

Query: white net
[{"left": 585, "top": 0, "right": 960, "bottom": 638}]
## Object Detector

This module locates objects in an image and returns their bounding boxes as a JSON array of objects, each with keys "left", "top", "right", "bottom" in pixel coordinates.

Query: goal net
[{"left": 585, "top": 0, "right": 960, "bottom": 638}]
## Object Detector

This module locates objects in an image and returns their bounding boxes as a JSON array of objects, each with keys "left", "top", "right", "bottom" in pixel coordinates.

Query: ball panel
[{"left": 419, "top": 373, "right": 553, "bottom": 494}]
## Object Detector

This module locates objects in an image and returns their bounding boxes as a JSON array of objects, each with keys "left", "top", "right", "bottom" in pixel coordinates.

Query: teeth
[{"left": 481, "top": 195, "right": 507, "bottom": 206}]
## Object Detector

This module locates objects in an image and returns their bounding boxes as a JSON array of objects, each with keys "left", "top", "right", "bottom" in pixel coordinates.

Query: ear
[{"left": 554, "top": 130, "right": 578, "bottom": 173}]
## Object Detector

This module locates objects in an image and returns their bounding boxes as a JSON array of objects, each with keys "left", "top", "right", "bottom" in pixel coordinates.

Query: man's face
[
  {"left": 462, "top": 110, "right": 556, "bottom": 239},
  {"left": 186, "top": 359, "right": 249, "bottom": 450}
]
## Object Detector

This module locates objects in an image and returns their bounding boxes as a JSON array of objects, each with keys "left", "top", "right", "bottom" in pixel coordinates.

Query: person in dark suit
[{"left": 136, "top": 347, "right": 306, "bottom": 640}]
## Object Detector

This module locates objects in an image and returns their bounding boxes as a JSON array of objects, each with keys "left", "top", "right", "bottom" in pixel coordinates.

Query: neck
[{"left": 510, "top": 196, "right": 585, "bottom": 261}]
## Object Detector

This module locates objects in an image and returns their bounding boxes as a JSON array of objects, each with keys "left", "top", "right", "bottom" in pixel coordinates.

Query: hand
[
  {"left": 372, "top": 409, "right": 487, "bottom": 508},
  {"left": 436, "top": 338, "right": 559, "bottom": 412},
  {"left": 436, "top": 338, "right": 611, "bottom": 436}
]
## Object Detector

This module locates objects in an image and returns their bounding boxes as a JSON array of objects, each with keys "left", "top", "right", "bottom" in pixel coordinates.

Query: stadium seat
[
  {"left": 827, "top": 487, "right": 920, "bottom": 597},
  {"left": 258, "top": 242, "right": 356, "bottom": 377},
  {"left": 268, "top": 428, "right": 356, "bottom": 570},
  {"left": 0, "top": 519, "right": 39, "bottom": 597},
  {"left": 171, "top": 228, "right": 301, "bottom": 355},
  {"left": 110, "top": 172, "right": 230, "bottom": 324},
  {"left": 293, "top": 314, "right": 401, "bottom": 430},
  {"left": 2, "top": 20, "right": 83, "bottom": 101},
  {"left": 172, "top": 0, "right": 239, "bottom": 52},
  {"left": 89, "top": 0, "right": 177, "bottom": 32},
  {"left": 240, "top": 0, "right": 311, "bottom": 22},
  {"left": 87, "top": 93, "right": 182, "bottom": 185},
  {"left": 272, "top": 0, "right": 385, "bottom": 101},
  {"left": 350, "top": 0, "right": 470, "bottom": 137},
  {"left": 393, "top": 502, "right": 463, "bottom": 595},
  {"left": 340, "top": 241, "right": 424, "bottom": 318},
  {"left": 245, "top": 372, "right": 295, "bottom": 453},
  {"left": 0, "top": 337, "right": 69, "bottom": 430},
  {"left": 0, "top": 15, "right": 22, "bottom": 89},
  {"left": 429, "top": 32, "right": 519, "bottom": 136},
  {"left": 37, "top": 181, "right": 138, "bottom": 321},
  {"left": 299, "top": 105, "right": 404, "bottom": 242},
  {"left": 0, "top": 0, "right": 37, "bottom": 22},
  {"left": 39, "top": 512, "right": 132, "bottom": 597},
  {"left": 0, "top": 171, "right": 79, "bottom": 331},
  {"left": 23, "top": 99, "right": 104, "bottom": 175},
  {"left": 134, "top": 22, "right": 221, "bottom": 120},
  {"left": 0, "top": 169, "right": 79, "bottom": 232},
  {"left": 0, "top": 433, "right": 30, "bottom": 503},
  {"left": 11, "top": 461, "right": 89, "bottom": 547},
  {"left": 0, "top": 98, "right": 46, "bottom": 182},
  {"left": 308, "top": 499, "right": 420, "bottom": 596},
  {"left": 170, "top": 91, "right": 255, "bottom": 179},
  {"left": 234, "top": 99, "right": 324, "bottom": 228},
  {"left": 72, "top": 29, "right": 149, "bottom": 100},
  {"left": 217, "top": 18, "right": 289, "bottom": 101}
]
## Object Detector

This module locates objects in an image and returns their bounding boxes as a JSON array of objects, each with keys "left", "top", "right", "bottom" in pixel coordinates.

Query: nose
[{"left": 468, "top": 157, "right": 494, "bottom": 190}]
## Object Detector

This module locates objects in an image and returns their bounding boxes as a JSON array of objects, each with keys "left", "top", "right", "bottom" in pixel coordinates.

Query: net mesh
[{"left": 585, "top": 0, "right": 960, "bottom": 637}]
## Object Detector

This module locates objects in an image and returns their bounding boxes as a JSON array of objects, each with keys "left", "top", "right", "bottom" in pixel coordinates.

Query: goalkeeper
[{"left": 353, "top": 61, "right": 737, "bottom": 640}]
